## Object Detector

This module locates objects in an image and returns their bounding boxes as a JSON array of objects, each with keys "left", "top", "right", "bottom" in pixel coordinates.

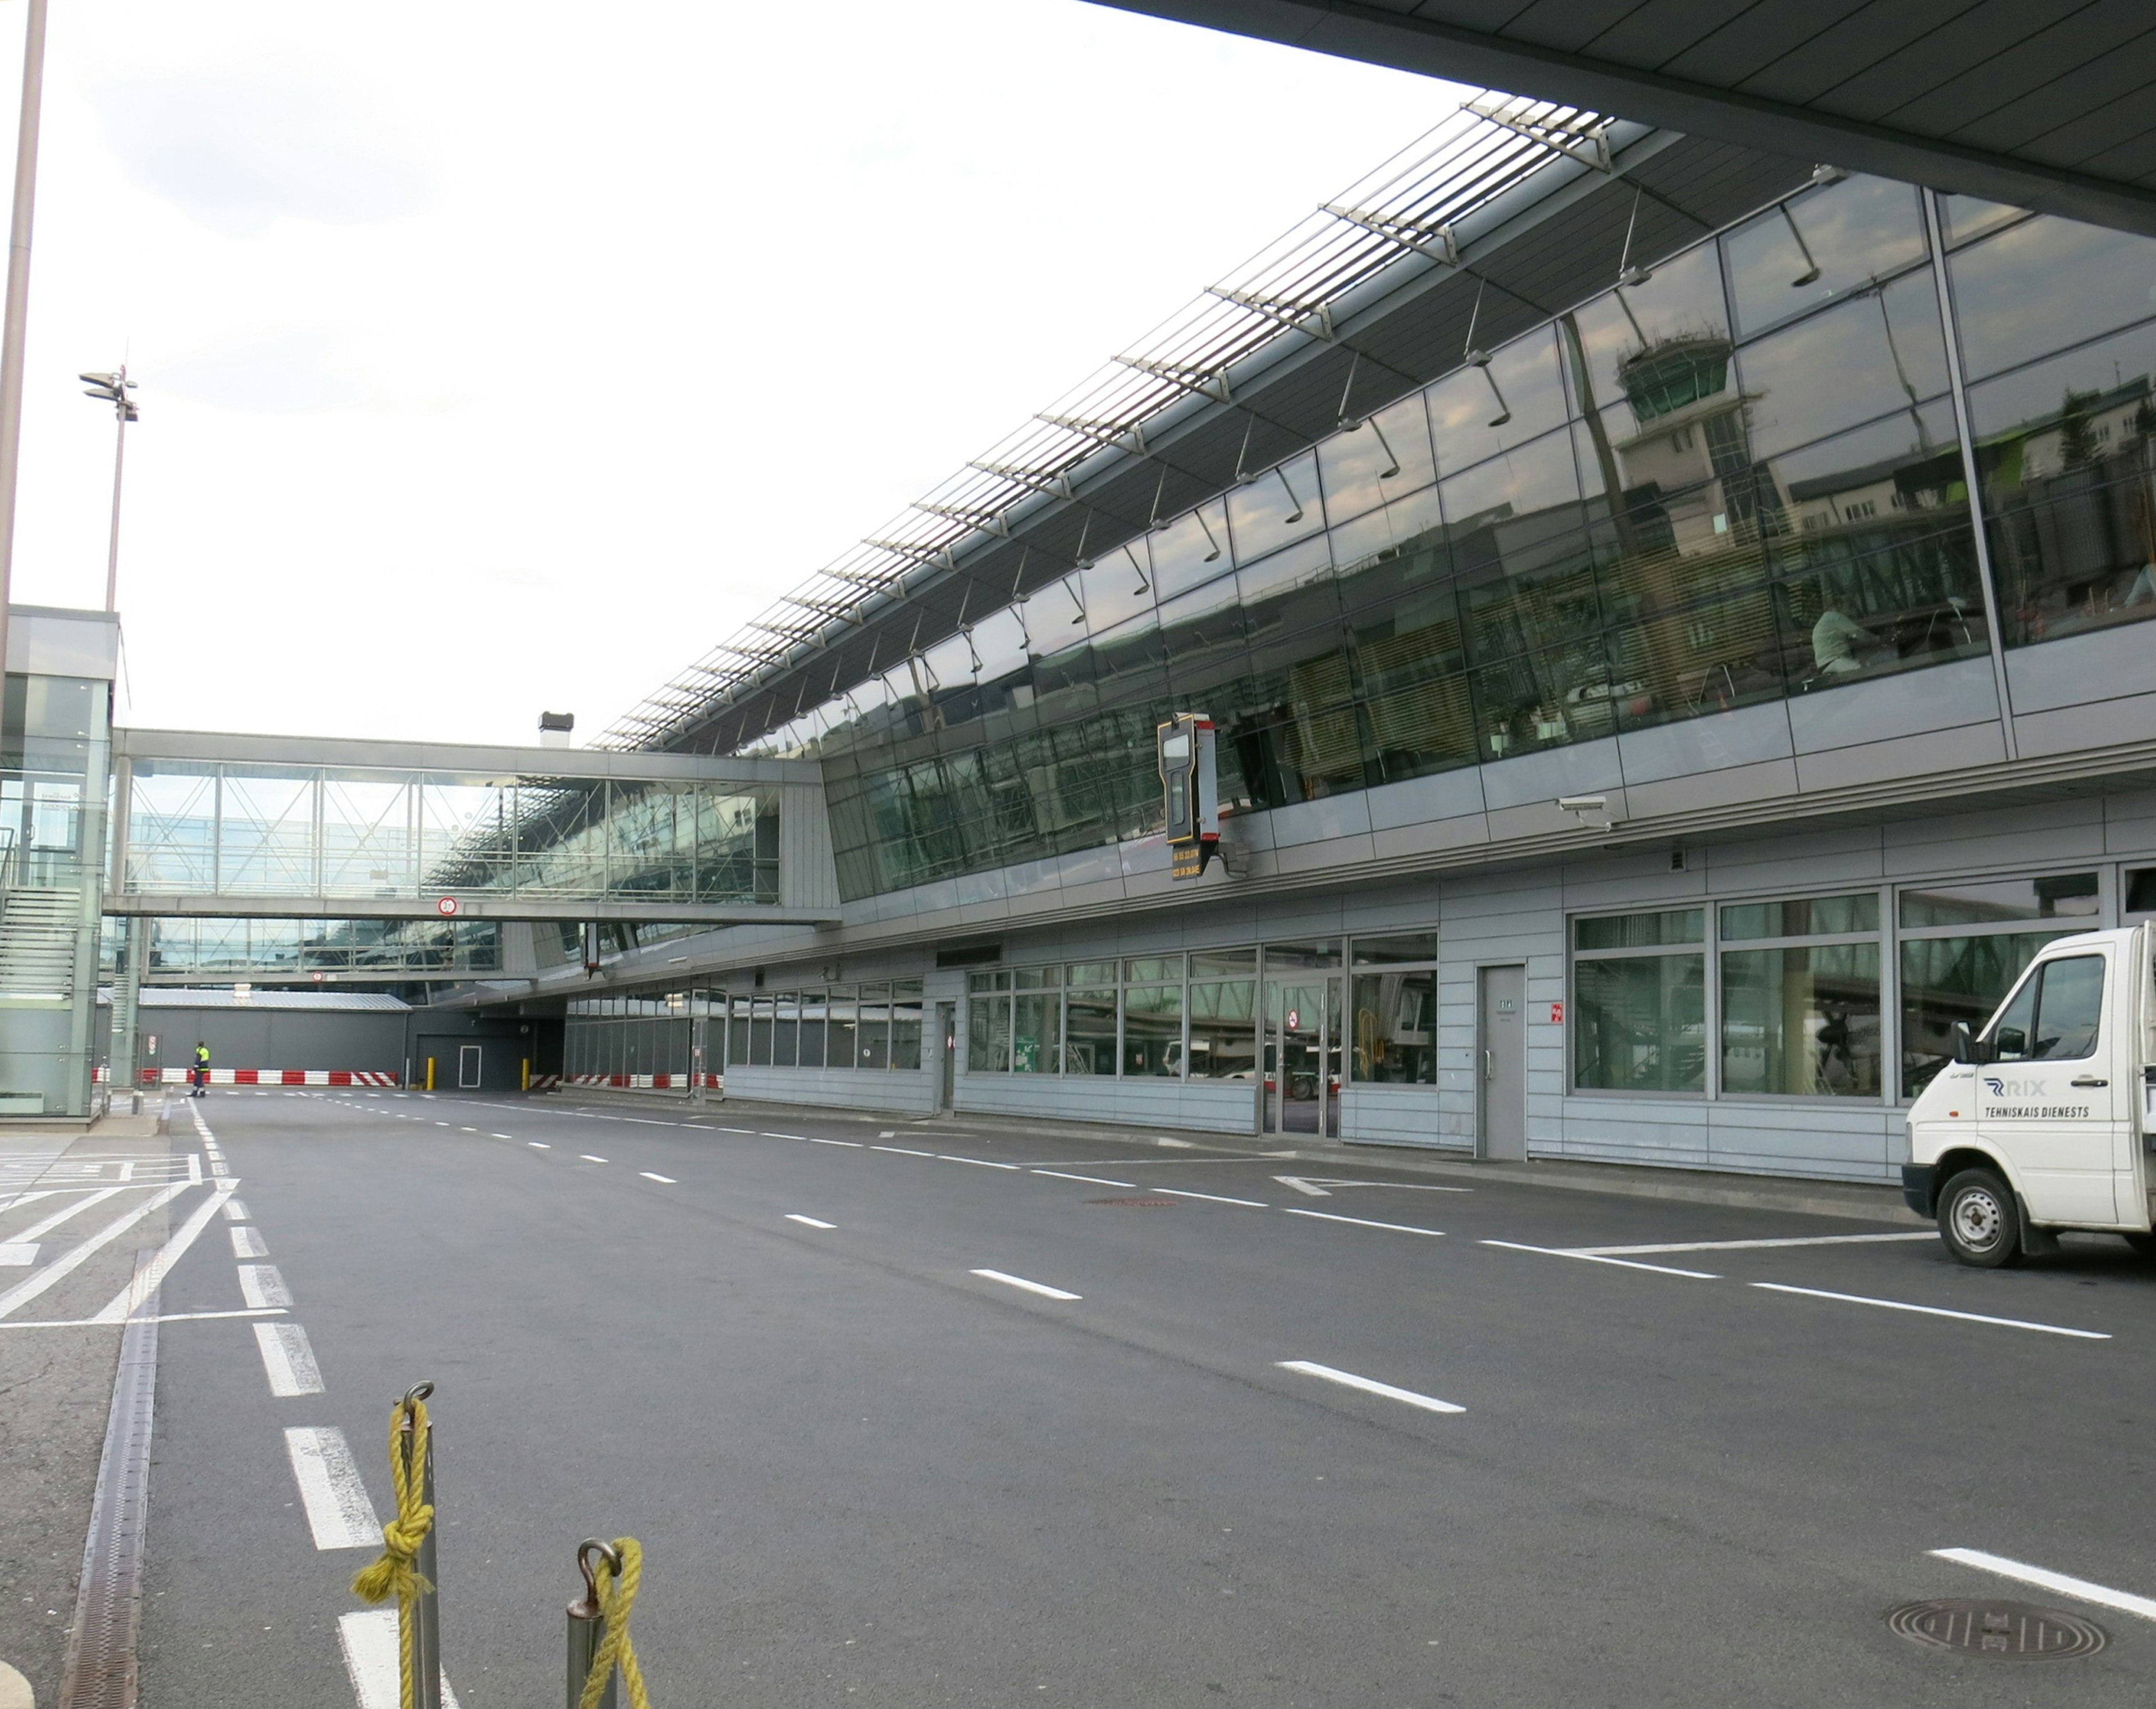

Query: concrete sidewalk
[{"left": 522, "top": 1087, "right": 1926, "bottom": 1227}]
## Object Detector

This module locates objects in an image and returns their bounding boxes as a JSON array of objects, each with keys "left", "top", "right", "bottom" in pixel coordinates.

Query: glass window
[
  {"left": 1065, "top": 986, "right": 1116, "bottom": 1075},
  {"left": 1191, "top": 946, "right": 1257, "bottom": 976},
  {"left": 1068, "top": 961, "right": 1116, "bottom": 986},
  {"left": 858, "top": 983, "right": 890, "bottom": 1070},
  {"left": 1938, "top": 195, "right": 2024, "bottom": 249},
  {"left": 1963, "top": 322, "right": 2156, "bottom": 650},
  {"left": 2126, "top": 869, "right": 2156, "bottom": 917},
  {"left": 1424, "top": 326, "right": 1569, "bottom": 470},
  {"left": 1988, "top": 954, "right": 2105, "bottom": 1061},
  {"left": 1188, "top": 980, "right": 1257, "bottom": 1079},
  {"left": 1948, "top": 214, "right": 2156, "bottom": 382},
  {"left": 727, "top": 995, "right": 749, "bottom": 1066},
  {"left": 797, "top": 989, "right": 826, "bottom": 1069},
  {"left": 1123, "top": 956, "right": 1183, "bottom": 982},
  {"left": 1575, "top": 909, "right": 1703, "bottom": 950},
  {"left": 1015, "top": 965, "right": 1061, "bottom": 988},
  {"left": 1723, "top": 177, "right": 1927, "bottom": 339},
  {"left": 890, "top": 981, "right": 923, "bottom": 1071},
  {"left": 1146, "top": 499, "right": 1234, "bottom": 601},
  {"left": 1734, "top": 269, "right": 1949, "bottom": 463},
  {"left": 1122, "top": 985, "right": 1182, "bottom": 1077},
  {"left": 1263, "top": 939, "right": 1341, "bottom": 970},
  {"left": 1720, "top": 943, "right": 1881, "bottom": 1097},
  {"left": 773, "top": 994, "right": 798, "bottom": 1068},
  {"left": 1349, "top": 969, "right": 1436, "bottom": 1083},
  {"left": 826, "top": 987, "right": 857, "bottom": 1070},
  {"left": 1318, "top": 393, "right": 1436, "bottom": 526},
  {"left": 1351, "top": 932, "right": 1438, "bottom": 965},
  {"left": 1899, "top": 931, "right": 2069, "bottom": 1096},
  {"left": 1228, "top": 450, "right": 1325, "bottom": 562},
  {"left": 750, "top": 996, "right": 773, "bottom": 1067},
  {"left": 1573, "top": 954, "right": 1705, "bottom": 1092},
  {"left": 1898, "top": 873, "right": 2099, "bottom": 927},
  {"left": 1563, "top": 243, "right": 1732, "bottom": 436},
  {"left": 1720, "top": 893, "right": 1878, "bottom": 940},
  {"left": 1438, "top": 426, "right": 1581, "bottom": 538},
  {"left": 1013, "top": 987, "right": 1059, "bottom": 1073},
  {"left": 967, "top": 991, "right": 1010, "bottom": 1073}
]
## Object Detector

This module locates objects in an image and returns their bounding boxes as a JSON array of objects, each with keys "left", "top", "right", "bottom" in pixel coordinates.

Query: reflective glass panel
[
  {"left": 826, "top": 991, "right": 857, "bottom": 1069},
  {"left": 1123, "top": 956, "right": 1183, "bottom": 982},
  {"left": 1146, "top": 500, "right": 1233, "bottom": 601},
  {"left": 1939, "top": 195, "right": 2024, "bottom": 248},
  {"left": 797, "top": 990, "right": 826, "bottom": 1069},
  {"left": 1121, "top": 985, "right": 1182, "bottom": 1076},
  {"left": 1191, "top": 947, "right": 1257, "bottom": 975},
  {"left": 1564, "top": 244, "right": 1732, "bottom": 435},
  {"left": 1425, "top": 327, "right": 1569, "bottom": 470},
  {"left": 1319, "top": 393, "right": 1436, "bottom": 525},
  {"left": 1575, "top": 909, "right": 1703, "bottom": 949},
  {"left": 890, "top": 982, "right": 923, "bottom": 1072},
  {"left": 1351, "top": 932, "right": 1438, "bottom": 965},
  {"left": 1735, "top": 270, "right": 1948, "bottom": 462},
  {"left": 1720, "top": 944, "right": 1881, "bottom": 1097},
  {"left": 1228, "top": 450, "right": 1325, "bottom": 564},
  {"left": 1013, "top": 990, "right": 1058, "bottom": 1073},
  {"left": 1187, "top": 980, "right": 1257, "bottom": 1078},
  {"left": 1349, "top": 969, "right": 1435, "bottom": 1082},
  {"left": 1898, "top": 873, "right": 2099, "bottom": 926},
  {"left": 1720, "top": 893, "right": 1879, "bottom": 940},
  {"left": 1064, "top": 987, "right": 1116, "bottom": 1074},
  {"left": 1899, "top": 931, "right": 2068, "bottom": 1096},
  {"left": 1948, "top": 214, "right": 2156, "bottom": 382},
  {"left": 1573, "top": 953, "right": 1705, "bottom": 1092},
  {"left": 1723, "top": 177, "right": 1926, "bottom": 338},
  {"left": 1264, "top": 939, "right": 1341, "bottom": 969},
  {"left": 773, "top": 994, "right": 798, "bottom": 1068}
]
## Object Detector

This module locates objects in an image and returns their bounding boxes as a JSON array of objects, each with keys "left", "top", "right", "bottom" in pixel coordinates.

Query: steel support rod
[
  {"left": 103, "top": 394, "right": 126, "bottom": 612},
  {"left": 0, "top": 0, "right": 48, "bottom": 735}
]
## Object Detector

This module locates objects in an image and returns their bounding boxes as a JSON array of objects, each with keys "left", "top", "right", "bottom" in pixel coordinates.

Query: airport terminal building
[
  {"left": 541, "top": 100, "right": 2156, "bottom": 1183},
  {"left": 16, "top": 94, "right": 2156, "bottom": 1183}
]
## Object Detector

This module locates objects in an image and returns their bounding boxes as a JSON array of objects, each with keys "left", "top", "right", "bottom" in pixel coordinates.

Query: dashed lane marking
[
  {"left": 806, "top": 1137, "right": 862, "bottom": 1147},
  {"left": 970, "top": 1269, "right": 1081, "bottom": 1301},
  {"left": 284, "top": 1427, "right": 383, "bottom": 1550},
  {"left": 1752, "top": 1282, "right": 2109, "bottom": 1339},
  {"left": 940, "top": 1155, "right": 1021, "bottom": 1169},
  {"left": 1030, "top": 1170, "right": 1138, "bottom": 1188},
  {"left": 238, "top": 1264, "right": 294, "bottom": 1310},
  {"left": 229, "top": 1225, "right": 268, "bottom": 1259},
  {"left": 339, "top": 1607, "right": 462, "bottom": 1709},
  {"left": 527, "top": 1142, "right": 549, "bottom": 1149},
  {"left": 786, "top": 1215, "right": 837, "bottom": 1229},
  {"left": 1277, "top": 1359, "right": 1465, "bottom": 1415},
  {"left": 1282, "top": 1209, "right": 1445, "bottom": 1238},
  {"left": 873, "top": 1146, "right": 935, "bottom": 1157},
  {"left": 639, "top": 1172, "right": 677, "bottom": 1184},
  {"left": 579, "top": 1155, "right": 609, "bottom": 1164},
  {"left": 254, "top": 1322, "right": 325, "bottom": 1396},
  {"left": 1153, "top": 1187, "right": 1268, "bottom": 1207},
  {"left": 1571, "top": 1233, "right": 1934, "bottom": 1256}
]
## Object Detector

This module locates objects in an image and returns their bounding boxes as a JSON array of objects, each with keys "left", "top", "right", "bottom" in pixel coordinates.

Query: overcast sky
[{"left": 5, "top": 1, "right": 1461, "bottom": 746}]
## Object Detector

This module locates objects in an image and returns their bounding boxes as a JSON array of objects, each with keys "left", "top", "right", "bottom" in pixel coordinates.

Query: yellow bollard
[
  {"left": 426, "top": 1058, "right": 436, "bottom": 1092},
  {"left": 522, "top": 1058, "right": 531, "bottom": 1092}
]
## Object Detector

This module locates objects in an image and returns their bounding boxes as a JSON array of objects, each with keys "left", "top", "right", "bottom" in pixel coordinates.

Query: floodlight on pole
[{"left": 81, "top": 365, "right": 137, "bottom": 613}]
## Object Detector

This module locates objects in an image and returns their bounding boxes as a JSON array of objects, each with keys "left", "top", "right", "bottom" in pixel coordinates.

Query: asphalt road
[{"left": 105, "top": 1089, "right": 2156, "bottom": 1707}]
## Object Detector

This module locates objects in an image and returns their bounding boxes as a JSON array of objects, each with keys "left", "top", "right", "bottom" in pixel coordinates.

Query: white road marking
[
  {"left": 806, "top": 1137, "right": 862, "bottom": 1147},
  {"left": 1570, "top": 1233, "right": 1935, "bottom": 1256},
  {"left": 490, "top": 1134, "right": 513, "bottom": 1139},
  {"left": 254, "top": 1322, "right": 326, "bottom": 1396},
  {"left": 459, "top": 1127, "right": 478, "bottom": 1133},
  {"left": 527, "top": 1142, "right": 550, "bottom": 1149},
  {"left": 786, "top": 1215, "right": 837, "bottom": 1229},
  {"left": 878, "top": 1131, "right": 896, "bottom": 1138},
  {"left": 1931, "top": 1548, "right": 2156, "bottom": 1622},
  {"left": 874, "top": 1146, "right": 935, "bottom": 1157},
  {"left": 230, "top": 1225, "right": 269, "bottom": 1258},
  {"left": 285, "top": 1427, "right": 383, "bottom": 1550},
  {"left": 579, "top": 1155, "right": 609, "bottom": 1164},
  {"left": 718, "top": 1127, "right": 755, "bottom": 1134},
  {"left": 639, "top": 1172, "right": 677, "bottom": 1184},
  {"left": 1481, "top": 1239, "right": 1718, "bottom": 1279},
  {"left": 971, "top": 1269, "right": 1081, "bottom": 1301},
  {"left": 0, "top": 1243, "right": 35, "bottom": 1265},
  {"left": 91, "top": 1183, "right": 241, "bottom": 1323},
  {"left": 1752, "top": 1282, "right": 2109, "bottom": 1338},
  {"left": 239, "top": 1264, "right": 294, "bottom": 1309},
  {"left": 0, "top": 1306, "right": 289, "bottom": 1329},
  {"left": 1030, "top": 1170, "right": 1138, "bottom": 1188},
  {"left": 9, "top": 1187, "right": 124, "bottom": 1243},
  {"left": 186, "top": 1153, "right": 202, "bottom": 1184},
  {"left": 338, "top": 1606, "right": 463, "bottom": 1709},
  {"left": 0, "top": 1183, "right": 196, "bottom": 1321},
  {"left": 940, "top": 1155, "right": 1020, "bottom": 1169},
  {"left": 1155, "top": 1187, "right": 1268, "bottom": 1207},
  {"left": 221, "top": 1198, "right": 250, "bottom": 1220},
  {"left": 1154, "top": 1138, "right": 1195, "bottom": 1148},
  {"left": 1277, "top": 1360, "right": 1464, "bottom": 1415},
  {"left": 1274, "top": 1175, "right": 1331, "bottom": 1196},
  {"left": 1282, "top": 1209, "right": 1445, "bottom": 1238}
]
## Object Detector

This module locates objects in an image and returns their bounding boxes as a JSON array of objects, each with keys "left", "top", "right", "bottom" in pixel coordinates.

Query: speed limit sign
[{"left": 436, "top": 896, "right": 460, "bottom": 917}]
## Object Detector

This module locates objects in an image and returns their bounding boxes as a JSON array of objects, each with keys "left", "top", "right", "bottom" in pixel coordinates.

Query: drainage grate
[
  {"left": 1886, "top": 1599, "right": 2107, "bottom": 1661},
  {"left": 1088, "top": 1196, "right": 1177, "bottom": 1207}
]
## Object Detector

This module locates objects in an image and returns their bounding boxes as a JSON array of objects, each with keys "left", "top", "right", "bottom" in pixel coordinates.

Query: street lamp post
[
  {"left": 0, "top": 0, "right": 49, "bottom": 734},
  {"left": 81, "top": 367, "right": 137, "bottom": 611}
]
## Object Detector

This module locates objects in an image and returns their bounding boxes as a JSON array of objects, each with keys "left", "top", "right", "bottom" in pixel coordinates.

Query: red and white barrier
[
  {"left": 142, "top": 1068, "right": 400, "bottom": 1087},
  {"left": 527, "top": 1073, "right": 561, "bottom": 1091},
  {"left": 564, "top": 1072, "right": 720, "bottom": 1091}
]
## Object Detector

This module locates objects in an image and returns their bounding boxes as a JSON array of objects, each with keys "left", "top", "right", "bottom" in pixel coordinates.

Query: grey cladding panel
[
  {"left": 1497, "top": 0, "right": 1650, "bottom": 56},
  {"left": 1731, "top": 1, "right": 1978, "bottom": 107},
  {"left": 1656, "top": 1, "right": 1883, "bottom": 90},
  {"left": 1950, "top": 34, "right": 2156, "bottom": 155},
  {"left": 2022, "top": 93, "right": 2156, "bottom": 173},
  {"left": 1870, "top": 6, "right": 2144, "bottom": 138},
  {"left": 1578, "top": 0, "right": 1774, "bottom": 74}
]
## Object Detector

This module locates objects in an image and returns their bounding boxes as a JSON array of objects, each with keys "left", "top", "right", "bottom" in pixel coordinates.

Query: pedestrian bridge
[{"left": 105, "top": 727, "right": 842, "bottom": 924}]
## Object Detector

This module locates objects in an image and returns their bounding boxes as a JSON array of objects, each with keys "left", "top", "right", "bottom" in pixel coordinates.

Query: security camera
[{"left": 1556, "top": 795, "right": 1607, "bottom": 814}]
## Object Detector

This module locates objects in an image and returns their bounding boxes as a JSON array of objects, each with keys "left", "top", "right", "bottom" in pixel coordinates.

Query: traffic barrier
[
  {"left": 139, "top": 1068, "right": 400, "bottom": 1086},
  {"left": 567, "top": 1539, "right": 649, "bottom": 1709},
  {"left": 563, "top": 1074, "right": 718, "bottom": 1091}
]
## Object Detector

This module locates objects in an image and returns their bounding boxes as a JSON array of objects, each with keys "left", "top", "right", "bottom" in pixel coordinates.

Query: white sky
[{"left": 5, "top": 0, "right": 1462, "bottom": 746}]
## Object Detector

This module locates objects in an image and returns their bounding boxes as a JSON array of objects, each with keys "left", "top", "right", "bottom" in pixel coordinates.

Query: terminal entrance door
[{"left": 1264, "top": 975, "right": 1341, "bottom": 1137}]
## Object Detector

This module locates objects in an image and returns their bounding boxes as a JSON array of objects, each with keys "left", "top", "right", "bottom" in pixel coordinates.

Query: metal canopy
[
  {"left": 1084, "top": 1, "right": 2156, "bottom": 240},
  {"left": 604, "top": 92, "right": 1814, "bottom": 758}
]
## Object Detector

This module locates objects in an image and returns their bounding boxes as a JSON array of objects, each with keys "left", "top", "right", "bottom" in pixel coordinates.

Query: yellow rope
[
  {"left": 350, "top": 1396, "right": 435, "bottom": 1709},
  {"left": 578, "top": 1537, "right": 651, "bottom": 1709}
]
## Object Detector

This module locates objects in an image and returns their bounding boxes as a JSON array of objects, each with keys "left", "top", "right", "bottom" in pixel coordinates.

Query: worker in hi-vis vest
[{"left": 192, "top": 1040, "right": 211, "bottom": 1098}]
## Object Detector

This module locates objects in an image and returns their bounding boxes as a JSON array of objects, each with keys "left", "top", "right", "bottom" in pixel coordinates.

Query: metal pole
[
  {"left": 103, "top": 391, "right": 125, "bottom": 612},
  {"left": 567, "top": 1541, "right": 620, "bottom": 1709},
  {"left": 0, "top": 0, "right": 48, "bottom": 737},
  {"left": 401, "top": 1390, "right": 441, "bottom": 1709}
]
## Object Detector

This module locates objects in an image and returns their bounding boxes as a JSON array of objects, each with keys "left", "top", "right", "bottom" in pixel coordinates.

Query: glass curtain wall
[
  {"left": 707, "top": 981, "right": 924, "bottom": 1072},
  {"left": 722, "top": 171, "right": 2062, "bottom": 902}
]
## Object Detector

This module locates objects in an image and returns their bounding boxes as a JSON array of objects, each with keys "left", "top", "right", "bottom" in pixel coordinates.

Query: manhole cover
[
  {"left": 1886, "top": 1599, "right": 2107, "bottom": 1660},
  {"left": 1088, "top": 1196, "right": 1176, "bottom": 1207}
]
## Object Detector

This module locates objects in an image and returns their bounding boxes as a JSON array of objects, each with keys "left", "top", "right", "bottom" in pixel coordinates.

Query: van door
[{"left": 1976, "top": 950, "right": 2123, "bottom": 1225}]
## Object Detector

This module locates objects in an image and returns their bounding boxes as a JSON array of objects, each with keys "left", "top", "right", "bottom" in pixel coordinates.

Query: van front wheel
[{"left": 1939, "top": 1168, "right": 2022, "bottom": 1268}]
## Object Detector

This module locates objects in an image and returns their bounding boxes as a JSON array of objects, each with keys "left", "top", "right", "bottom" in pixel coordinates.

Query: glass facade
[
  {"left": 123, "top": 763, "right": 779, "bottom": 906},
  {"left": 701, "top": 171, "right": 2156, "bottom": 903},
  {"left": 1573, "top": 871, "right": 2108, "bottom": 1104},
  {"left": 137, "top": 916, "right": 504, "bottom": 978}
]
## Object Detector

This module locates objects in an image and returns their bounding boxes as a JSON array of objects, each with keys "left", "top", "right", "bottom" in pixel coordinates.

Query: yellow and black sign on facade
[{"left": 1158, "top": 712, "right": 1221, "bottom": 884}]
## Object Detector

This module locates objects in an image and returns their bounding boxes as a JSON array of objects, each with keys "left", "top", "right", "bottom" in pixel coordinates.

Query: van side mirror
[{"left": 1951, "top": 1022, "right": 1992, "bottom": 1065}]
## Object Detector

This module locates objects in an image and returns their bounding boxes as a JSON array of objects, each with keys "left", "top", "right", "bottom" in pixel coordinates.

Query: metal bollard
[
  {"left": 400, "top": 1383, "right": 442, "bottom": 1709},
  {"left": 567, "top": 1539, "right": 622, "bottom": 1709}
]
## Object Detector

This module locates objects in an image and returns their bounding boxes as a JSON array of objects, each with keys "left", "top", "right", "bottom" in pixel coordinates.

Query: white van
[{"left": 1906, "top": 925, "right": 2156, "bottom": 1266}]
